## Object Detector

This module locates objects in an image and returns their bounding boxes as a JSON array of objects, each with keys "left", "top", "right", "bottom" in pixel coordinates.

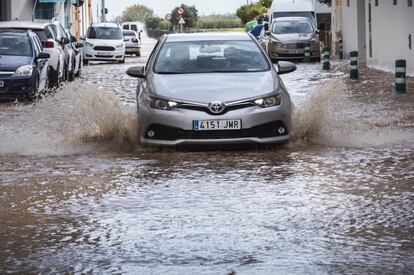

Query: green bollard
[
  {"left": 339, "top": 39, "right": 343, "bottom": 59},
  {"left": 350, "top": 51, "right": 358, "bottom": 80},
  {"left": 304, "top": 43, "right": 311, "bottom": 63},
  {"left": 395, "top": 59, "right": 406, "bottom": 93},
  {"left": 323, "top": 46, "right": 330, "bottom": 70}
]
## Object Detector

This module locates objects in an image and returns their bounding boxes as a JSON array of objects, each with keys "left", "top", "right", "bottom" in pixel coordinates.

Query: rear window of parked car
[
  {"left": 0, "top": 34, "right": 32, "bottom": 56},
  {"left": 123, "top": 30, "right": 136, "bottom": 36}
]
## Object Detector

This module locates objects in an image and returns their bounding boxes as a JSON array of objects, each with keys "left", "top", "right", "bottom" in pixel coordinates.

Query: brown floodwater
[{"left": 0, "top": 37, "right": 413, "bottom": 274}]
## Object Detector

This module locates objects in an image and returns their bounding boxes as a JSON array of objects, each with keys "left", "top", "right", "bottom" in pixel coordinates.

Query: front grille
[
  {"left": 284, "top": 43, "right": 305, "bottom": 49},
  {"left": 93, "top": 46, "right": 115, "bottom": 51},
  {"left": 178, "top": 102, "right": 255, "bottom": 116},
  {"left": 95, "top": 55, "right": 114, "bottom": 58},
  {"left": 145, "top": 121, "right": 288, "bottom": 141}
]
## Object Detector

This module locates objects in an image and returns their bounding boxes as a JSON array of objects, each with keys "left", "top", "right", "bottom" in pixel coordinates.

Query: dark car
[{"left": 0, "top": 30, "right": 50, "bottom": 100}]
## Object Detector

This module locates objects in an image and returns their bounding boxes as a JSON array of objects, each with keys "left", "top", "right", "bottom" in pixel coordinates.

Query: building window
[
  {"left": 347, "top": 0, "right": 350, "bottom": 7},
  {"left": 393, "top": 0, "right": 397, "bottom": 5},
  {"left": 35, "top": 3, "right": 55, "bottom": 20},
  {"left": 375, "top": 0, "right": 379, "bottom": 6},
  {"left": 409, "top": 0, "right": 413, "bottom": 7}
]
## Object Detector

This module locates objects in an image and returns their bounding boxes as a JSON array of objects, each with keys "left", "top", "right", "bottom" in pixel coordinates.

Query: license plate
[
  {"left": 193, "top": 120, "right": 241, "bottom": 131},
  {"left": 288, "top": 49, "right": 303, "bottom": 54},
  {"left": 97, "top": 51, "right": 112, "bottom": 56},
  {"left": 0, "top": 81, "right": 3, "bottom": 88}
]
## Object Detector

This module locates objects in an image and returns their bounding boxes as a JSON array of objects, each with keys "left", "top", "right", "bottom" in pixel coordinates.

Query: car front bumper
[
  {"left": 138, "top": 97, "right": 292, "bottom": 146},
  {"left": 0, "top": 75, "right": 34, "bottom": 99},
  {"left": 269, "top": 41, "right": 320, "bottom": 60},
  {"left": 83, "top": 47, "right": 125, "bottom": 61}
]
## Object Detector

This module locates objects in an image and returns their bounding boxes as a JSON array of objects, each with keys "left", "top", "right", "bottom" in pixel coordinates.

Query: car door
[{"left": 32, "top": 35, "right": 48, "bottom": 91}]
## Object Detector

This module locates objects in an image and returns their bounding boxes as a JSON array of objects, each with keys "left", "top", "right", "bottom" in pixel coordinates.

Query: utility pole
[{"left": 101, "top": 0, "right": 106, "bottom": 22}]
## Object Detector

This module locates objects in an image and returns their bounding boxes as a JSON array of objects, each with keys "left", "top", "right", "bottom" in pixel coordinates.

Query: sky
[{"left": 100, "top": 0, "right": 252, "bottom": 20}]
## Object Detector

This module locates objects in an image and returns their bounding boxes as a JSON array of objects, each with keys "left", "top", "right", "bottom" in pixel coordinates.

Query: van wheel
[
  {"left": 83, "top": 59, "right": 88, "bottom": 66},
  {"left": 120, "top": 57, "right": 125, "bottom": 64}
]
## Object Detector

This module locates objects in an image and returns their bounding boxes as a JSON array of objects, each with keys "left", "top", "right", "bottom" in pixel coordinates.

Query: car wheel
[
  {"left": 49, "top": 66, "right": 60, "bottom": 88},
  {"left": 120, "top": 57, "right": 125, "bottom": 64},
  {"left": 68, "top": 70, "right": 74, "bottom": 82},
  {"left": 75, "top": 62, "right": 81, "bottom": 77},
  {"left": 83, "top": 58, "right": 88, "bottom": 66},
  {"left": 27, "top": 76, "right": 39, "bottom": 101}
]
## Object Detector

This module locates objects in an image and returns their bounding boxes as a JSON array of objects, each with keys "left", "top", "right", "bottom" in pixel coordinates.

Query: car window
[
  {"left": 32, "top": 35, "right": 42, "bottom": 54},
  {"left": 33, "top": 30, "right": 47, "bottom": 41},
  {"left": 154, "top": 40, "right": 270, "bottom": 74},
  {"left": 87, "top": 27, "right": 122, "bottom": 40},
  {"left": 123, "top": 30, "right": 136, "bottom": 36},
  {"left": 44, "top": 26, "right": 54, "bottom": 39},
  {"left": 123, "top": 25, "right": 129, "bottom": 30},
  {"left": 49, "top": 25, "right": 58, "bottom": 39},
  {"left": 59, "top": 25, "right": 68, "bottom": 38},
  {"left": 0, "top": 33, "right": 32, "bottom": 56},
  {"left": 272, "top": 20, "right": 313, "bottom": 34},
  {"left": 131, "top": 24, "right": 138, "bottom": 31}
]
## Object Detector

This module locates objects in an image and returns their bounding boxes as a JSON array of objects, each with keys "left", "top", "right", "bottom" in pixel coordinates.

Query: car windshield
[
  {"left": 87, "top": 27, "right": 122, "bottom": 40},
  {"left": 0, "top": 34, "right": 32, "bottom": 56},
  {"left": 273, "top": 11, "right": 316, "bottom": 25},
  {"left": 272, "top": 20, "right": 313, "bottom": 34},
  {"left": 154, "top": 40, "right": 270, "bottom": 74}
]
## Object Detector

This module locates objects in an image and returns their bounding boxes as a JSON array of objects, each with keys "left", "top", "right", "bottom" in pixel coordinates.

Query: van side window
[
  {"left": 131, "top": 25, "right": 138, "bottom": 31},
  {"left": 123, "top": 25, "right": 129, "bottom": 30}
]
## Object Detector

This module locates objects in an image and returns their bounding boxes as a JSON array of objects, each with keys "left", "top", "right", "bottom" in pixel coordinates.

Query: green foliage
[
  {"left": 236, "top": 4, "right": 267, "bottom": 24},
  {"left": 145, "top": 17, "right": 162, "bottom": 30},
  {"left": 258, "top": 0, "right": 273, "bottom": 8},
  {"left": 170, "top": 4, "right": 198, "bottom": 28},
  {"left": 119, "top": 4, "right": 154, "bottom": 22},
  {"left": 198, "top": 14, "right": 243, "bottom": 29}
]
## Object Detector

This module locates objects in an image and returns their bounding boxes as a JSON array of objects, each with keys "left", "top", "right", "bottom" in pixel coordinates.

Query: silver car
[
  {"left": 127, "top": 32, "right": 296, "bottom": 146},
  {"left": 264, "top": 17, "right": 320, "bottom": 62},
  {"left": 122, "top": 30, "right": 141, "bottom": 56}
]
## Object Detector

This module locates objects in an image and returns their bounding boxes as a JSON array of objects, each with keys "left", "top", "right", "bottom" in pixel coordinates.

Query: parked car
[
  {"left": 82, "top": 22, "right": 125, "bottom": 64},
  {"left": 0, "top": 30, "right": 50, "bottom": 100},
  {"left": 39, "top": 19, "right": 72, "bottom": 82},
  {"left": 65, "top": 29, "right": 83, "bottom": 80},
  {"left": 263, "top": 17, "right": 320, "bottom": 62},
  {"left": 126, "top": 32, "right": 295, "bottom": 147},
  {"left": 122, "top": 30, "right": 141, "bottom": 56},
  {"left": 0, "top": 20, "right": 64, "bottom": 87}
]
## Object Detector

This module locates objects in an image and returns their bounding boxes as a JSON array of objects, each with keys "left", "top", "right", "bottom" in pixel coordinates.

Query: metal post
[
  {"left": 101, "top": 0, "right": 106, "bottom": 22},
  {"left": 339, "top": 39, "right": 343, "bottom": 59},
  {"left": 395, "top": 59, "right": 406, "bottom": 93},
  {"left": 323, "top": 46, "right": 330, "bottom": 70},
  {"left": 350, "top": 51, "right": 358, "bottom": 80},
  {"left": 304, "top": 43, "right": 311, "bottom": 63}
]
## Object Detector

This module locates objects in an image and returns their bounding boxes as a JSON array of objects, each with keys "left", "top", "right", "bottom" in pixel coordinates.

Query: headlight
[
  {"left": 149, "top": 98, "right": 178, "bottom": 110},
  {"left": 85, "top": 42, "right": 93, "bottom": 47},
  {"left": 254, "top": 94, "right": 282, "bottom": 108},
  {"left": 13, "top": 65, "right": 33, "bottom": 77},
  {"left": 115, "top": 43, "right": 123, "bottom": 48}
]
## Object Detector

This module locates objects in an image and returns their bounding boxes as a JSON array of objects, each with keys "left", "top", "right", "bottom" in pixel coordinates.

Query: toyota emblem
[{"left": 209, "top": 101, "right": 225, "bottom": 114}]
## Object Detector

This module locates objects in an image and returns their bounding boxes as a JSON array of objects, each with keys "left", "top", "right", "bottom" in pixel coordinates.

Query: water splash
[{"left": 0, "top": 82, "right": 138, "bottom": 156}]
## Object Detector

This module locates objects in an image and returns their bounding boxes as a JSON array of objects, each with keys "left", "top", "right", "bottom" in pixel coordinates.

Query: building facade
[
  {"left": 0, "top": 0, "right": 93, "bottom": 38},
  {"left": 332, "top": 0, "right": 414, "bottom": 75}
]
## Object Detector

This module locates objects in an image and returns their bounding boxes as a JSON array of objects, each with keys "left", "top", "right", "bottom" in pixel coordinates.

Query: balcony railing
[{"left": 34, "top": 8, "right": 55, "bottom": 20}]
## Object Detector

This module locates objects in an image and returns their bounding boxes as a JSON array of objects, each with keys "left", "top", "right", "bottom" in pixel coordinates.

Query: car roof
[
  {"left": 0, "top": 20, "right": 51, "bottom": 30},
  {"left": 165, "top": 32, "right": 251, "bottom": 42},
  {"left": 91, "top": 22, "right": 120, "bottom": 28}
]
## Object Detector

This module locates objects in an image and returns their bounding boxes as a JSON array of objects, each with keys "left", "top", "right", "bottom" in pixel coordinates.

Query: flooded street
[{"left": 1, "top": 37, "right": 413, "bottom": 274}]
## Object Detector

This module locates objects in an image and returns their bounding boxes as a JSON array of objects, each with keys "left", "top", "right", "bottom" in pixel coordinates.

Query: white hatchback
[{"left": 82, "top": 23, "right": 125, "bottom": 64}]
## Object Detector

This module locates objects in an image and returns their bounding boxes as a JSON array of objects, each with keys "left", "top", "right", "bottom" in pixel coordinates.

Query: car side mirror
[
  {"left": 316, "top": 29, "right": 320, "bottom": 34},
  {"left": 37, "top": 52, "right": 50, "bottom": 59},
  {"left": 80, "top": 35, "right": 85, "bottom": 40},
  {"left": 265, "top": 31, "right": 271, "bottom": 36},
  {"left": 70, "top": 35, "right": 77, "bottom": 43},
  {"left": 75, "top": 42, "right": 84, "bottom": 48},
  {"left": 127, "top": 66, "right": 145, "bottom": 78},
  {"left": 61, "top": 37, "right": 70, "bottom": 45},
  {"left": 277, "top": 61, "right": 296, "bottom": 75}
]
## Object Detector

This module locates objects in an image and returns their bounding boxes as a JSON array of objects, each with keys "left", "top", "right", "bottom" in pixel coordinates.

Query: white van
[
  {"left": 121, "top": 22, "right": 144, "bottom": 33},
  {"left": 268, "top": 0, "right": 317, "bottom": 27},
  {"left": 82, "top": 22, "right": 125, "bottom": 64}
]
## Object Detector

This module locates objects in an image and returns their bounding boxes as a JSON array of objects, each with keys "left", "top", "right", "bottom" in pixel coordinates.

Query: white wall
[
  {"left": 366, "top": 0, "right": 414, "bottom": 75},
  {"left": 11, "top": 0, "right": 34, "bottom": 20},
  {"left": 340, "top": 0, "right": 359, "bottom": 60}
]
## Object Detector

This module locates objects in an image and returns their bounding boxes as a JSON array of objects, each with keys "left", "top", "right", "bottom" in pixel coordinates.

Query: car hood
[
  {"left": 151, "top": 71, "right": 277, "bottom": 103},
  {"left": 0, "top": 55, "right": 33, "bottom": 71},
  {"left": 273, "top": 33, "right": 314, "bottom": 43}
]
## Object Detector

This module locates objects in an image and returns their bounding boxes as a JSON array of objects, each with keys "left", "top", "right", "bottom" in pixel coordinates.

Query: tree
[
  {"left": 170, "top": 4, "right": 198, "bottom": 28},
  {"left": 145, "top": 17, "right": 162, "bottom": 30},
  {"left": 236, "top": 3, "right": 267, "bottom": 24},
  {"left": 119, "top": 4, "right": 154, "bottom": 23},
  {"left": 258, "top": 0, "right": 272, "bottom": 8},
  {"left": 198, "top": 14, "right": 242, "bottom": 29}
]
